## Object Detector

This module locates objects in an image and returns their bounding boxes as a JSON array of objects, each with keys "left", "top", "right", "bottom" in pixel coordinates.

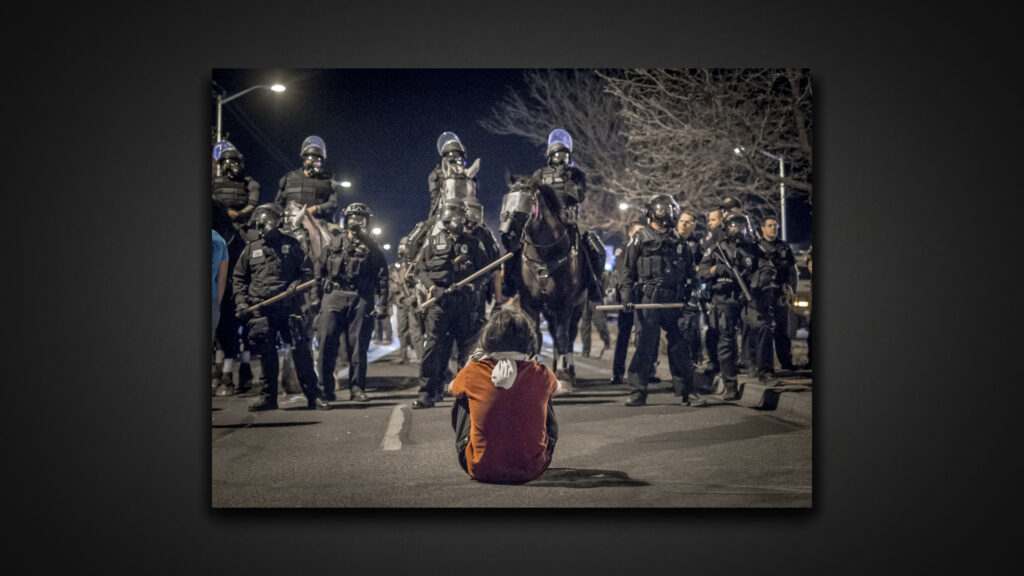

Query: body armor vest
[
  {"left": 635, "top": 228, "right": 689, "bottom": 286},
  {"left": 423, "top": 233, "right": 477, "bottom": 287},
  {"left": 281, "top": 170, "right": 335, "bottom": 209},
  {"left": 325, "top": 235, "right": 375, "bottom": 294},
  {"left": 212, "top": 176, "right": 252, "bottom": 211},
  {"left": 537, "top": 165, "right": 584, "bottom": 206}
]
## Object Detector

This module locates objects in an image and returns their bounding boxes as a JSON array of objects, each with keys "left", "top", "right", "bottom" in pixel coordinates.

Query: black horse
[{"left": 499, "top": 176, "right": 587, "bottom": 390}]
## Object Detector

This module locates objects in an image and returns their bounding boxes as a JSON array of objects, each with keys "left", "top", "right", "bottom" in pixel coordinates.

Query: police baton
[
  {"left": 236, "top": 279, "right": 317, "bottom": 318},
  {"left": 595, "top": 302, "right": 690, "bottom": 311},
  {"left": 418, "top": 252, "right": 514, "bottom": 309}
]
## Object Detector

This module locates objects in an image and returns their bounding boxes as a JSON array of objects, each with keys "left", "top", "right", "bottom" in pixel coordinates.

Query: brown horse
[{"left": 500, "top": 176, "right": 586, "bottom": 390}]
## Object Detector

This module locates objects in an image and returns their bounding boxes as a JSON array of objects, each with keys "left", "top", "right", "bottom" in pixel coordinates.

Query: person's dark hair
[{"left": 475, "top": 307, "right": 539, "bottom": 357}]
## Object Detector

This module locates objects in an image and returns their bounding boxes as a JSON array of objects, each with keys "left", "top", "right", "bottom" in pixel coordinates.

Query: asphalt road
[{"left": 212, "top": 322, "right": 813, "bottom": 508}]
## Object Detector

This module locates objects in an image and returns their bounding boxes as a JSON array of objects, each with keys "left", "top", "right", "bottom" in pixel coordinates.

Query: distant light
[
  {"left": 371, "top": 227, "right": 381, "bottom": 236},
  {"left": 618, "top": 202, "right": 630, "bottom": 211},
  {"left": 383, "top": 244, "right": 391, "bottom": 250},
  {"left": 340, "top": 181, "right": 352, "bottom": 188},
  {"left": 604, "top": 263, "right": 613, "bottom": 271},
  {"left": 796, "top": 300, "right": 809, "bottom": 308},
  {"left": 394, "top": 262, "right": 400, "bottom": 268},
  {"left": 271, "top": 84, "right": 286, "bottom": 92}
]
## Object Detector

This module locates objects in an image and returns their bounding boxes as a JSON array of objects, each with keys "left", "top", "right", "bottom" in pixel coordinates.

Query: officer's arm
[
  {"left": 232, "top": 247, "right": 252, "bottom": 310},
  {"left": 621, "top": 240, "right": 639, "bottom": 302},
  {"left": 241, "top": 179, "right": 260, "bottom": 217},
  {"left": 576, "top": 169, "right": 587, "bottom": 203},
  {"left": 375, "top": 251, "right": 390, "bottom": 304},
  {"left": 274, "top": 175, "right": 288, "bottom": 208}
]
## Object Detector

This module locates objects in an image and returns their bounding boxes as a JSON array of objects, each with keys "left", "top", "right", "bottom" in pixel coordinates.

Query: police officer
[
  {"left": 463, "top": 197, "right": 502, "bottom": 325},
  {"left": 620, "top": 195, "right": 706, "bottom": 407},
  {"left": 517, "top": 128, "right": 605, "bottom": 303},
  {"left": 697, "top": 212, "right": 777, "bottom": 400},
  {"left": 411, "top": 199, "right": 489, "bottom": 409},
  {"left": 406, "top": 132, "right": 481, "bottom": 265},
  {"left": 315, "top": 202, "right": 389, "bottom": 403},
  {"left": 757, "top": 215, "right": 798, "bottom": 372},
  {"left": 211, "top": 142, "right": 260, "bottom": 395},
  {"left": 676, "top": 210, "right": 706, "bottom": 368},
  {"left": 275, "top": 135, "right": 342, "bottom": 226},
  {"left": 579, "top": 268, "right": 611, "bottom": 358},
  {"left": 394, "top": 237, "right": 424, "bottom": 364},
  {"left": 609, "top": 221, "right": 646, "bottom": 384},
  {"left": 233, "top": 204, "right": 330, "bottom": 411}
]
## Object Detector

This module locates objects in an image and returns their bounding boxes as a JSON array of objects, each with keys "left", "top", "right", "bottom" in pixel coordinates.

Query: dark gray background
[{"left": 9, "top": 2, "right": 1017, "bottom": 574}]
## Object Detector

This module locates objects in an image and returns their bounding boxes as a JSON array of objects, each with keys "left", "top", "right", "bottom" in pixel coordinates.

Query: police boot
[
  {"left": 720, "top": 380, "right": 745, "bottom": 402},
  {"left": 350, "top": 387, "right": 369, "bottom": 402},
  {"left": 236, "top": 363, "right": 253, "bottom": 394},
  {"left": 279, "top": 348, "right": 302, "bottom": 395},
  {"left": 248, "top": 395, "right": 278, "bottom": 412}
]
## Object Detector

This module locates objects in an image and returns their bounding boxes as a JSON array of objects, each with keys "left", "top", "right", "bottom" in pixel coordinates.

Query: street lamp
[
  {"left": 734, "top": 146, "right": 787, "bottom": 241},
  {"left": 215, "top": 83, "right": 286, "bottom": 144},
  {"left": 618, "top": 202, "right": 630, "bottom": 211},
  {"left": 371, "top": 227, "right": 382, "bottom": 236},
  {"left": 340, "top": 181, "right": 352, "bottom": 188}
]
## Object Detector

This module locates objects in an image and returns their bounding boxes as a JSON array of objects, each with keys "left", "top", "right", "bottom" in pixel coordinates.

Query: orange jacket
[{"left": 451, "top": 359, "right": 558, "bottom": 483}]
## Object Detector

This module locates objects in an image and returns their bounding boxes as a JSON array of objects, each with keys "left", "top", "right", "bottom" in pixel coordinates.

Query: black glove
[
  {"left": 236, "top": 305, "right": 253, "bottom": 320},
  {"left": 622, "top": 301, "right": 635, "bottom": 314},
  {"left": 286, "top": 279, "right": 302, "bottom": 297},
  {"left": 373, "top": 305, "right": 389, "bottom": 319}
]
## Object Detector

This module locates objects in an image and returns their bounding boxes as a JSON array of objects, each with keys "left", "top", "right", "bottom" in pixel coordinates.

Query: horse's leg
[{"left": 551, "top": 308, "right": 576, "bottom": 393}]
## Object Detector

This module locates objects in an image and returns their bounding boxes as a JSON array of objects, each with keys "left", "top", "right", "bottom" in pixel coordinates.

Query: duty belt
[{"left": 324, "top": 280, "right": 359, "bottom": 293}]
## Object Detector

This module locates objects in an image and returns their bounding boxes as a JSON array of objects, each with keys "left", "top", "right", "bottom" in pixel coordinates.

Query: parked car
[{"left": 788, "top": 249, "right": 812, "bottom": 339}]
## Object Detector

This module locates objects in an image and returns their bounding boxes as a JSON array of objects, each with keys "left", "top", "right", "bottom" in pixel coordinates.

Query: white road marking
[{"left": 381, "top": 404, "right": 405, "bottom": 451}]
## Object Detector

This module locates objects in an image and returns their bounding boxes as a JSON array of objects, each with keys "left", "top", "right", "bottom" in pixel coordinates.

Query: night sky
[{"left": 211, "top": 68, "right": 813, "bottom": 254}]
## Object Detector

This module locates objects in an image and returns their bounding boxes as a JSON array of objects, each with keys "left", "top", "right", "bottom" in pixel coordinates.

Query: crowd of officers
[{"left": 212, "top": 130, "right": 804, "bottom": 413}]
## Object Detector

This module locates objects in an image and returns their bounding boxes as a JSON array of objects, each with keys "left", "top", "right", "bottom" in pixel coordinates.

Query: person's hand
[
  {"left": 709, "top": 265, "right": 717, "bottom": 275},
  {"left": 373, "top": 305, "right": 389, "bottom": 319},
  {"left": 227, "top": 209, "right": 239, "bottom": 220},
  {"left": 286, "top": 280, "right": 302, "bottom": 297},
  {"left": 622, "top": 301, "right": 635, "bottom": 314},
  {"left": 236, "top": 305, "right": 253, "bottom": 321},
  {"left": 307, "top": 205, "right": 319, "bottom": 214}
]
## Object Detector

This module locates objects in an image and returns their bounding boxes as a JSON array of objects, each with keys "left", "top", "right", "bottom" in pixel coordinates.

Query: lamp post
[
  {"left": 734, "top": 146, "right": 787, "bottom": 242},
  {"left": 215, "top": 83, "right": 286, "bottom": 144}
]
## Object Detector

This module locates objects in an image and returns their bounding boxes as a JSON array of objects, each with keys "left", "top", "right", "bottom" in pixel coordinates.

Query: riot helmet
[
  {"left": 343, "top": 202, "right": 372, "bottom": 233},
  {"left": 724, "top": 213, "right": 751, "bottom": 240},
  {"left": 546, "top": 128, "right": 573, "bottom": 166},
  {"left": 720, "top": 195, "right": 742, "bottom": 214},
  {"left": 301, "top": 136, "right": 326, "bottom": 175},
  {"left": 644, "top": 194, "right": 680, "bottom": 230},
  {"left": 465, "top": 198, "right": 484, "bottom": 225},
  {"left": 436, "top": 131, "right": 466, "bottom": 167},
  {"left": 251, "top": 204, "right": 283, "bottom": 239},
  {"left": 439, "top": 199, "right": 468, "bottom": 234}
]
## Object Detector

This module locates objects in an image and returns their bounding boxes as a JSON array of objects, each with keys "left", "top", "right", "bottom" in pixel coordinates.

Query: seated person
[{"left": 450, "top": 308, "right": 559, "bottom": 484}]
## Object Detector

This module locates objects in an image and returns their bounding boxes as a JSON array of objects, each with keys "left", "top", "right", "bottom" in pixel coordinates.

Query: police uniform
[
  {"left": 314, "top": 229, "right": 388, "bottom": 401},
  {"left": 233, "top": 229, "right": 323, "bottom": 409},
  {"left": 275, "top": 169, "right": 341, "bottom": 225},
  {"left": 698, "top": 227, "right": 726, "bottom": 372},
  {"left": 413, "top": 227, "right": 489, "bottom": 407},
  {"left": 579, "top": 270, "right": 611, "bottom": 358},
  {"left": 758, "top": 234, "right": 797, "bottom": 370},
  {"left": 697, "top": 227, "right": 776, "bottom": 399},
  {"left": 621, "top": 224, "right": 702, "bottom": 406},
  {"left": 393, "top": 263, "right": 424, "bottom": 363}
]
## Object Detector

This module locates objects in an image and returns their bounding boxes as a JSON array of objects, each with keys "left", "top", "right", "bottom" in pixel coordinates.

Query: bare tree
[
  {"left": 598, "top": 68, "right": 813, "bottom": 223},
  {"left": 479, "top": 69, "right": 638, "bottom": 238}
]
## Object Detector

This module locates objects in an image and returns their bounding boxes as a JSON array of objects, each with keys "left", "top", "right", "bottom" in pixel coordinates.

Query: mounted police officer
[
  {"left": 211, "top": 141, "right": 259, "bottom": 395},
  {"left": 411, "top": 198, "right": 489, "bottom": 409},
  {"left": 314, "top": 202, "right": 389, "bottom": 403},
  {"left": 233, "top": 204, "right": 330, "bottom": 411},
  {"left": 275, "top": 135, "right": 341, "bottom": 227},
  {"left": 406, "top": 132, "right": 481, "bottom": 267},
  {"left": 619, "top": 195, "right": 705, "bottom": 407},
  {"left": 523, "top": 128, "right": 605, "bottom": 303},
  {"left": 697, "top": 212, "right": 777, "bottom": 401}
]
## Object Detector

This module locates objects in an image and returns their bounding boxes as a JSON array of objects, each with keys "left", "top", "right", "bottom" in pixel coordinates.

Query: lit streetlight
[
  {"left": 215, "top": 83, "right": 285, "bottom": 144},
  {"left": 618, "top": 202, "right": 630, "bottom": 211},
  {"left": 382, "top": 243, "right": 391, "bottom": 251},
  {"left": 371, "top": 227, "right": 382, "bottom": 236},
  {"left": 340, "top": 181, "right": 352, "bottom": 188}
]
